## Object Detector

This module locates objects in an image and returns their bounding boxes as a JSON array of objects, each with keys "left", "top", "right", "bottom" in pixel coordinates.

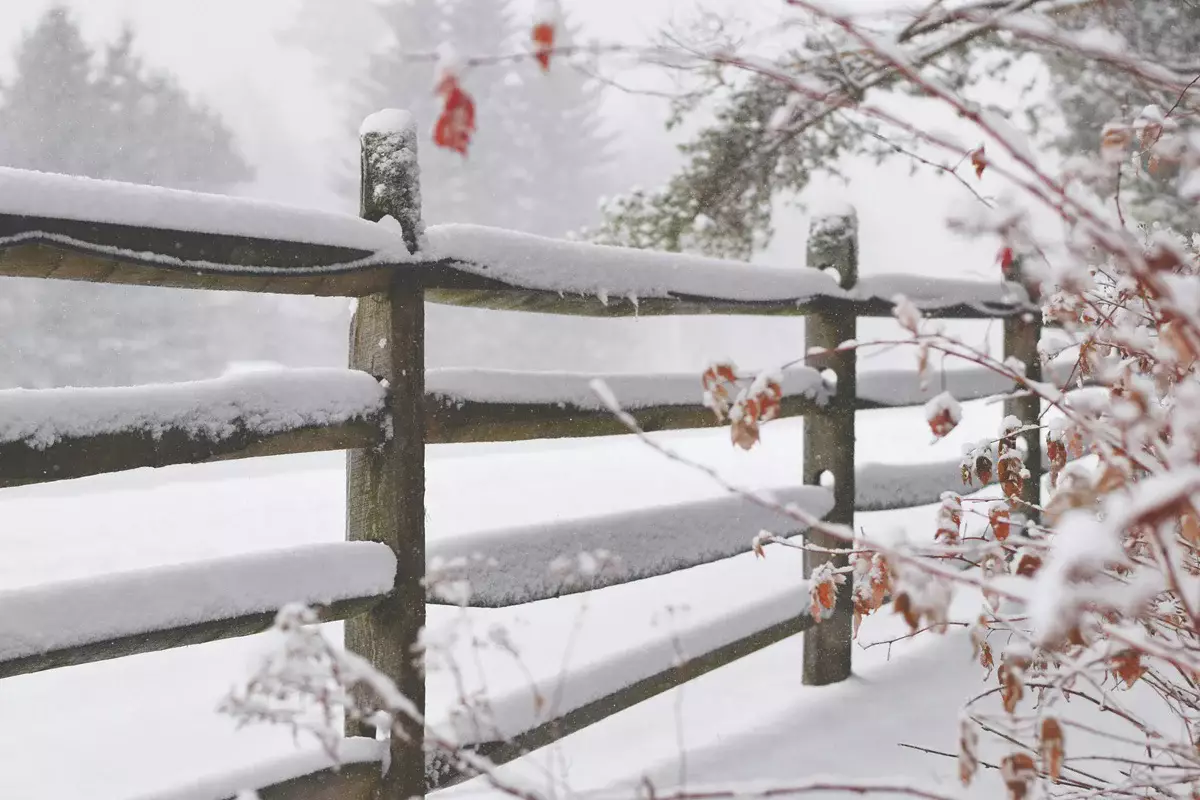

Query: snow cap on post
[
  {"left": 807, "top": 203, "right": 858, "bottom": 290},
  {"left": 360, "top": 108, "right": 423, "bottom": 254}
]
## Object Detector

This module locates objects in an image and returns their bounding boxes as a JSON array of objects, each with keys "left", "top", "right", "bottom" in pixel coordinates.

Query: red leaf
[
  {"left": 998, "top": 246, "right": 1014, "bottom": 276},
  {"left": 533, "top": 22, "right": 555, "bottom": 71},
  {"left": 989, "top": 503, "right": 1011, "bottom": 542},
  {"left": 433, "top": 75, "right": 476, "bottom": 156},
  {"left": 970, "top": 146, "right": 987, "bottom": 179},
  {"left": 1041, "top": 717, "right": 1064, "bottom": 783}
]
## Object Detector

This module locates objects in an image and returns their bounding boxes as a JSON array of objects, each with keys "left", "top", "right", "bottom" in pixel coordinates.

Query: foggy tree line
[{"left": 0, "top": 1, "right": 617, "bottom": 388}]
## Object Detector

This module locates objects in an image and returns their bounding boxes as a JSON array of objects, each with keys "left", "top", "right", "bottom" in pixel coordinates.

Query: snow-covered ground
[{"left": 0, "top": 398, "right": 1006, "bottom": 799}]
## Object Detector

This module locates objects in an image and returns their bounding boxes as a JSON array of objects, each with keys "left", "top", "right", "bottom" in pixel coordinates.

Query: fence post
[
  {"left": 1003, "top": 260, "right": 1043, "bottom": 520},
  {"left": 347, "top": 109, "right": 426, "bottom": 797},
  {"left": 802, "top": 210, "right": 858, "bottom": 686}
]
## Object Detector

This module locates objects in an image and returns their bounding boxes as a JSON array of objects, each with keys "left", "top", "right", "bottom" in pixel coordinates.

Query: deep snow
[{"left": 0, "top": 397, "right": 1009, "bottom": 799}]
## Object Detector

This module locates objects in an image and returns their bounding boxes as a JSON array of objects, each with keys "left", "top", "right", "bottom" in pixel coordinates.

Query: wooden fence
[{"left": 0, "top": 111, "right": 1044, "bottom": 800}]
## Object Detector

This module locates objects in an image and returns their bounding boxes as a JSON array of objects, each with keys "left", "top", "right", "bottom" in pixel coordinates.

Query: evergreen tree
[
  {"left": 504, "top": 17, "right": 617, "bottom": 238},
  {"left": 0, "top": 6, "right": 101, "bottom": 177},
  {"left": 285, "top": 0, "right": 636, "bottom": 373},
  {"left": 342, "top": 0, "right": 614, "bottom": 234},
  {"left": 591, "top": 4, "right": 1200, "bottom": 259},
  {"left": 1040, "top": 1, "right": 1200, "bottom": 232},
  {"left": 0, "top": 6, "right": 262, "bottom": 388},
  {"left": 92, "top": 28, "right": 251, "bottom": 189},
  {"left": 354, "top": 0, "right": 520, "bottom": 229}
]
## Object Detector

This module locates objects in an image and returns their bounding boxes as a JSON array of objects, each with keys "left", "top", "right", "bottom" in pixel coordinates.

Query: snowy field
[{"left": 0, "top": 398, "right": 1008, "bottom": 799}]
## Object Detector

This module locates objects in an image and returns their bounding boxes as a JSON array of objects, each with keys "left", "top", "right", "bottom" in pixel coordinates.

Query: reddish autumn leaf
[
  {"left": 1113, "top": 649, "right": 1146, "bottom": 687},
  {"left": 1013, "top": 550, "right": 1042, "bottom": 578},
  {"left": 999, "top": 452, "right": 1024, "bottom": 499},
  {"left": 959, "top": 718, "right": 979, "bottom": 787},
  {"left": 929, "top": 408, "right": 957, "bottom": 438},
  {"left": 433, "top": 74, "right": 476, "bottom": 156},
  {"left": 936, "top": 492, "right": 963, "bottom": 545},
  {"left": 1047, "top": 434, "right": 1067, "bottom": 489},
  {"left": 925, "top": 392, "right": 961, "bottom": 439},
  {"left": 808, "top": 563, "right": 845, "bottom": 621},
  {"left": 979, "top": 640, "right": 995, "bottom": 675},
  {"left": 728, "top": 374, "right": 783, "bottom": 451},
  {"left": 1041, "top": 717, "right": 1065, "bottom": 783},
  {"left": 701, "top": 362, "right": 739, "bottom": 421},
  {"left": 970, "top": 146, "right": 987, "bottom": 179},
  {"left": 1000, "top": 753, "right": 1037, "bottom": 800},
  {"left": 894, "top": 592, "right": 920, "bottom": 631},
  {"left": 1101, "top": 122, "right": 1133, "bottom": 164},
  {"left": 989, "top": 503, "right": 1011, "bottom": 542},
  {"left": 812, "top": 581, "right": 836, "bottom": 619},
  {"left": 532, "top": 22, "right": 555, "bottom": 71},
  {"left": 975, "top": 452, "right": 994, "bottom": 486},
  {"left": 999, "top": 246, "right": 1015, "bottom": 276},
  {"left": 999, "top": 663, "right": 1024, "bottom": 714}
]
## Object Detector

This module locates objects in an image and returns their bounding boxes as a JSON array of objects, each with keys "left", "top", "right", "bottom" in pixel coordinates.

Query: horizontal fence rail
[
  {"left": 0, "top": 369, "right": 386, "bottom": 487},
  {"left": 428, "top": 485, "right": 835, "bottom": 607},
  {"left": 0, "top": 360, "right": 1080, "bottom": 491},
  {"left": 0, "top": 543, "right": 394, "bottom": 680},
  {"left": 0, "top": 169, "right": 1032, "bottom": 318}
]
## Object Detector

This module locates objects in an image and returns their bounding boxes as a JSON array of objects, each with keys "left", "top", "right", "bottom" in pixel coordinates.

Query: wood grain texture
[
  {"left": 0, "top": 419, "right": 382, "bottom": 489},
  {"left": 801, "top": 212, "right": 857, "bottom": 688},
  {"left": 345, "top": 117, "right": 427, "bottom": 799},
  {"left": 238, "top": 759, "right": 383, "bottom": 800},
  {"left": 1004, "top": 260, "right": 1044, "bottom": 522}
]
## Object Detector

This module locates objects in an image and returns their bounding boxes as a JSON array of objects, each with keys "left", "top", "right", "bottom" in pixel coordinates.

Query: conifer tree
[{"left": 0, "top": 6, "right": 261, "bottom": 388}]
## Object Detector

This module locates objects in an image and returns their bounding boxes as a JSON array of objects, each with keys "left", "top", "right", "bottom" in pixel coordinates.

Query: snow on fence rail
[
  {"left": 0, "top": 368, "right": 386, "bottom": 487},
  {"left": 428, "top": 485, "right": 834, "bottom": 607},
  {"left": 0, "top": 111, "right": 1053, "bottom": 800},
  {"left": 0, "top": 168, "right": 1030, "bottom": 318},
  {"left": 0, "top": 359, "right": 1067, "bottom": 491},
  {"left": 0, "top": 543, "right": 395, "bottom": 680}
]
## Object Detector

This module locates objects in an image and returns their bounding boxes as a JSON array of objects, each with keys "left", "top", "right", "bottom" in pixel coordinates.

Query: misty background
[{"left": 0, "top": 0, "right": 1002, "bottom": 390}]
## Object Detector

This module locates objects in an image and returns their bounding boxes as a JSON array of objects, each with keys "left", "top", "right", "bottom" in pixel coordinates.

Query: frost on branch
[
  {"left": 892, "top": 293, "right": 923, "bottom": 334},
  {"left": 1026, "top": 510, "right": 1127, "bottom": 648},
  {"left": 220, "top": 605, "right": 418, "bottom": 760},
  {"left": 891, "top": 562, "right": 952, "bottom": 634}
]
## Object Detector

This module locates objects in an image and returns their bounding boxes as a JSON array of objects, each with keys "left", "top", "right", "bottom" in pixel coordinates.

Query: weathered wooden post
[
  {"left": 802, "top": 209, "right": 858, "bottom": 686},
  {"left": 1004, "top": 260, "right": 1043, "bottom": 520},
  {"left": 347, "top": 109, "right": 426, "bottom": 796}
]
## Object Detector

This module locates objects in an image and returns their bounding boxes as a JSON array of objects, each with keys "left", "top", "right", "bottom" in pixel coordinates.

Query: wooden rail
[
  {"left": 0, "top": 594, "right": 381, "bottom": 681},
  {"left": 0, "top": 111, "right": 1053, "bottom": 800},
  {"left": 0, "top": 542, "right": 395, "bottom": 679}
]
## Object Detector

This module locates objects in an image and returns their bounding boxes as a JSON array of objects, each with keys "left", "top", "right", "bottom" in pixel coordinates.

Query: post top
[{"left": 360, "top": 108, "right": 416, "bottom": 138}]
